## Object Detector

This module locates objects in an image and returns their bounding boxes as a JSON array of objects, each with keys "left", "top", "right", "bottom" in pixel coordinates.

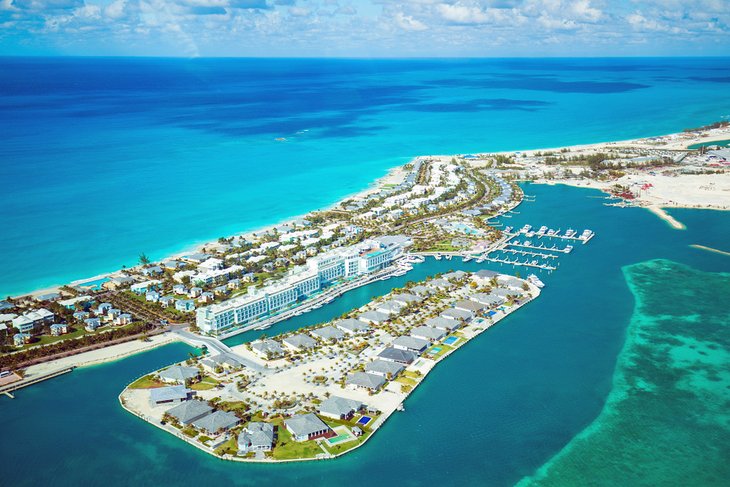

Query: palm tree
[{"left": 139, "top": 253, "right": 151, "bottom": 266}]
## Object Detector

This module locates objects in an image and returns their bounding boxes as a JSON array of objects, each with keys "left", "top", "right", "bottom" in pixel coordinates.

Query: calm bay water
[
  {"left": 1, "top": 183, "right": 729, "bottom": 486},
  {"left": 2, "top": 57, "right": 730, "bottom": 296}
]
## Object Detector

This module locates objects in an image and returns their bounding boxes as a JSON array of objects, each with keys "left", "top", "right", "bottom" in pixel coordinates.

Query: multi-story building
[{"left": 196, "top": 237, "right": 408, "bottom": 335}]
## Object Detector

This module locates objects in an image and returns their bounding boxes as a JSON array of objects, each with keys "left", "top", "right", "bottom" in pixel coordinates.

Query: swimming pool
[
  {"left": 357, "top": 416, "right": 371, "bottom": 426},
  {"left": 327, "top": 434, "right": 349, "bottom": 445},
  {"left": 443, "top": 336, "right": 459, "bottom": 346},
  {"left": 429, "top": 347, "right": 442, "bottom": 354}
]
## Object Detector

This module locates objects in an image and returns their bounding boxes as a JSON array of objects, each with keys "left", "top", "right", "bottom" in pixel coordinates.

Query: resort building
[
  {"left": 237, "top": 422, "right": 275, "bottom": 454},
  {"left": 196, "top": 238, "right": 407, "bottom": 335},
  {"left": 11, "top": 308, "right": 54, "bottom": 333},
  {"left": 284, "top": 413, "right": 332, "bottom": 442}
]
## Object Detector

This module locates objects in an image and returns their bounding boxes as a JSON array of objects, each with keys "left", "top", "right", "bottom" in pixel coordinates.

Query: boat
[
  {"left": 520, "top": 224, "right": 532, "bottom": 233},
  {"left": 435, "top": 254, "right": 442, "bottom": 260},
  {"left": 504, "top": 226, "right": 514, "bottom": 233},
  {"left": 446, "top": 255, "right": 453, "bottom": 260},
  {"left": 537, "top": 226, "right": 548, "bottom": 236},
  {"left": 462, "top": 255, "right": 473, "bottom": 263},
  {"left": 564, "top": 228, "right": 576, "bottom": 238},
  {"left": 580, "top": 229, "right": 594, "bottom": 240},
  {"left": 565, "top": 245, "right": 573, "bottom": 253},
  {"left": 525, "top": 231, "right": 535, "bottom": 237}
]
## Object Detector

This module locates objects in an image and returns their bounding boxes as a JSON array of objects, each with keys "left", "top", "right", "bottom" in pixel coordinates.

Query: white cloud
[{"left": 395, "top": 11, "right": 426, "bottom": 31}]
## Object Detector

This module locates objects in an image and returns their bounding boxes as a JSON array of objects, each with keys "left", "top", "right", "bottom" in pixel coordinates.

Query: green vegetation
[
  {"left": 271, "top": 419, "right": 323, "bottom": 460},
  {"left": 190, "top": 376, "right": 220, "bottom": 391},
  {"left": 128, "top": 374, "right": 166, "bottom": 389}
]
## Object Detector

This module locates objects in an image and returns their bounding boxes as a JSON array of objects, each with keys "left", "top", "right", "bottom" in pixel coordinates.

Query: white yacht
[
  {"left": 527, "top": 274, "right": 545, "bottom": 288},
  {"left": 564, "top": 228, "right": 576, "bottom": 238}
]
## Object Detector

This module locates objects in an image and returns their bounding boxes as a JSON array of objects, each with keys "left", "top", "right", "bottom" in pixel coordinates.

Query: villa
[
  {"left": 454, "top": 300, "right": 487, "bottom": 314},
  {"left": 283, "top": 334, "right": 317, "bottom": 352},
  {"left": 391, "top": 293, "right": 423, "bottom": 305},
  {"left": 11, "top": 308, "right": 55, "bottom": 333},
  {"left": 175, "top": 300, "right": 196, "bottom": 312},
  {"left": 250, "top": 339, "right": 285, "bottom": 359},
  {"left": 237, "top": 422, "right": 275, "bottom": 454},
  {"left": 166, "top": 400, "right": 213, "bottom": 425},
  {"left": 376, "top": 301, "right": 404, "bottom": 316},
  {"left": 115, "top": 313, "right": 132, "bottom": 325},
  {"left": 84, "top": 318, "right": 101, "bottom": 331},
  {"left": 392, "top": 336, "right": 429, "bottom": 354},
  {"left": 470, "top": 293, "right": 504, "bottom": 307},
  {"left": 440, "top": 308, "right": 473, "bottom": 322},
  {"left": 346, "top": 372, "right": 386, "bottom": 391},
  {"left": 335, "top": 318, "right": 370, "bottom": 335},
  {"left": 310, "top": 326, "right": 345, "bottom": 342},
  {"left": 409, "top": 285, "right": 432, "bottom": 296},
  {"left": 377, "top": 347, "right": 416, "bottom": 365},
  {"left": 365, "top": 359, "right": 404, "bottom": 378},
  {"left": 13, "top": 333, "right": 31, "bottom": 346},
  {"left": 49, "top": 323, "right": 69, "bottom": 336},
  {"left": 358, "top": 310, "right": 389, "bottom": 325},
  {"left": 284, "top": 413, "right": 332, "bottom": 442},
  {"left": 318, "top": 396, "right": 364, "bottom": 420},
  {"left": 410, "top": 326, "right": 446, "bottom": 342},
  {"left": 471, "top": 269, "right": 499, "bottom": 284},
  {"left": 158, "top": 365, "right": 200, "bottom": 384},
  {"left": 149, "top": 385, "right": 193, "bottom": 406},
  {"left": 427, "top": 278, "right": 453, "bottom": 290},
  {"left": 426, "top": 316, "right": 462, "bottom": 331},
  {"left": 192, "top": 410, "right": 241, "bottom": 434}
]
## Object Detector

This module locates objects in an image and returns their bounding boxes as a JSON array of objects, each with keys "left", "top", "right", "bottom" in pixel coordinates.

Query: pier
[
  {"left": 0, "top": 366, "right": 75, "bottom": 397},
  {"left": 506, "top": 241, "right": 573, "bottom": 254},
  {"left": 501, "top": 248, "right": 558, "bottom": 259}
]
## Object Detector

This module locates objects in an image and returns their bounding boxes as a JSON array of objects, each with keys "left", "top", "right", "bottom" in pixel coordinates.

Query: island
[{"left": 119, "top": 270, "right": 540, "bottom": 461}]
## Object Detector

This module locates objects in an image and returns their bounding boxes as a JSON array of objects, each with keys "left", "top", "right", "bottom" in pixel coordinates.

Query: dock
[{"left": 0, "top": 366, "right": 75, "bottom": 397}]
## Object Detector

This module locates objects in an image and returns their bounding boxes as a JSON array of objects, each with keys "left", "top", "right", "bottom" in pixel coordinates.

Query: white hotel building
[{"left": 196, "top": 237, "right": 408, "bottom": 335}]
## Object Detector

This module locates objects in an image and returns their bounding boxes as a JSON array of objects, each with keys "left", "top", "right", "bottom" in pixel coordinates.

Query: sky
[{"left": 1, "top": 0, "right": 729, "bottom": 57}]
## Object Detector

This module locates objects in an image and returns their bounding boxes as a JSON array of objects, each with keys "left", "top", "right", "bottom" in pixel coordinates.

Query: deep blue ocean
[{"left": 2, "top": 57, "right": 730, "bottom": 296}]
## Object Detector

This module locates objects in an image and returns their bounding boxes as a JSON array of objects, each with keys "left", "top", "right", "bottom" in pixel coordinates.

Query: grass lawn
[
  {"left": 128, "top": 374, "right": 166, "bottom": 389},
  {"left": 321, "top": 434, "right": 367, "bottom": 456},
  {"left": 428, "top": 343, "right": 454, "bottom": 359},
  {"left": 182, "top": 426, "right": 198, "bottom": 438},
  {"left": 218, "top": 401, "right": 248, "bottom": 416},
  {"left": 395, "top": 376, "right": 417, "bottom": 386},
  {"left": 402, "top": 370, "right": 423, "bottom": 380},
  {"left": 190, "top": 376, "right": 220, "bottom": 391},
  {"left": 214, "top": 436, "right": 238, "bottom": 456},
  {"left": 271, "top": 419, "right": 324, "bottom": 460}
]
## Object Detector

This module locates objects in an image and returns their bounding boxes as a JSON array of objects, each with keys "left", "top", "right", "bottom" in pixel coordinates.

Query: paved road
[{"left": 171, "top": 329, "right": 268, "bottom": 373}]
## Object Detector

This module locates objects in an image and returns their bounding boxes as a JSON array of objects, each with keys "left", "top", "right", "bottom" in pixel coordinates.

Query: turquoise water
[
  {"left": 2, "top": 183, "right": 729, "bottom": 486},
  {"left": 3, "top": 57, "right": 730, "bottom": 296}
]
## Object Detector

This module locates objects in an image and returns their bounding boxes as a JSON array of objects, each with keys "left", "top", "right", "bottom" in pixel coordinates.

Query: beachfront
[{"left": 119, "top": 270, "right": 540, "bottom": 462}]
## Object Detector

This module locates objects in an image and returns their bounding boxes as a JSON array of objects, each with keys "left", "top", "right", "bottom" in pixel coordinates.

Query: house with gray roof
[
  {"left": 426, "top": 316, "right": 462, "bottom": 331},
  {"left": 443, "top": 270, "right": 468, "bottom": 281},
  {"left": 491, "top": 288, "right": 521, "bottom": 299},
  {"left": 410, "top": 326, "right": 446, "bottom": 342},
  {"left": 440, "top": 308, "right": 473, "bottom": 322},
  {"left": 409, "top": 285, "right": 432, "bottom": 297},
  {"left": 318, "top": 396, "right": 364, "bottom": 420},
  {"left": 392, "top": 335, "right": 429, "bottom": 353},
  {"left": 377, "top": 347, "right": 416, "bottom": 365},
  {"left": 238, "top": 422, "right": 275, "bottom": 454},
  {"left": 285, "top": 413, "right": 332, "bottom": 442},
  {"left": 376, "top": 300, "right": 404, "bottom": 316},
  {"left": 391, "top": 293, "right": 423, "bottom": 305},
  {"left": 365, "top": 359, "right": 404, "bottom": 378},
  {"left": 497, "top": 275, "right": 525, "bottom": 290},
  {"left": 158, "top": 365, "right": 200, "bottom": 384},
  {"left": 149, "top": 385, "right": 193, "bottom": 406},
  {"left": 470, "top": 293, "right": 505, "bottom": 307},
  {"left": 192, "top": 410, "right": 240, "bottom": 434},
  {"left": 283, "top": 334, "right": 317, "bottom": 352},
  {"left": 310, "top": 326, "right": 345, "bottom": 342},
  {"left": 166, "top": 399, "right": 213, "bottom": 425},
  {"left": 454, "top": 300, "right": 487, "bottom": 313},
  {"left": 251, "top": 339, "right": 284, "bottom": 359},
  {"left": 472, "top": 269, "right": 499, "bottom": 283},
  {"left": 427, "top": 278, "right": 453, "bottom": 290},
  {"left": 335, "top": 318, "right": 370, "bottom": 334},
  {"left": 346, "top": 372, "right": 386, "bottom": 391},
  {"left": 358, "top": 310, "right": 389, "bottom": 325}
]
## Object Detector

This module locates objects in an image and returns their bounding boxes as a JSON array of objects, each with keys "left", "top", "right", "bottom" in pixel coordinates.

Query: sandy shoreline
[{"left": 21, "top": 333, "right": 182, "bottom": 378}]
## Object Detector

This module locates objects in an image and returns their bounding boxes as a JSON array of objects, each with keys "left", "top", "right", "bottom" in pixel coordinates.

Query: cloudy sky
[{"left": 1, "top": 0, "right": 729, "bottom": 57}]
